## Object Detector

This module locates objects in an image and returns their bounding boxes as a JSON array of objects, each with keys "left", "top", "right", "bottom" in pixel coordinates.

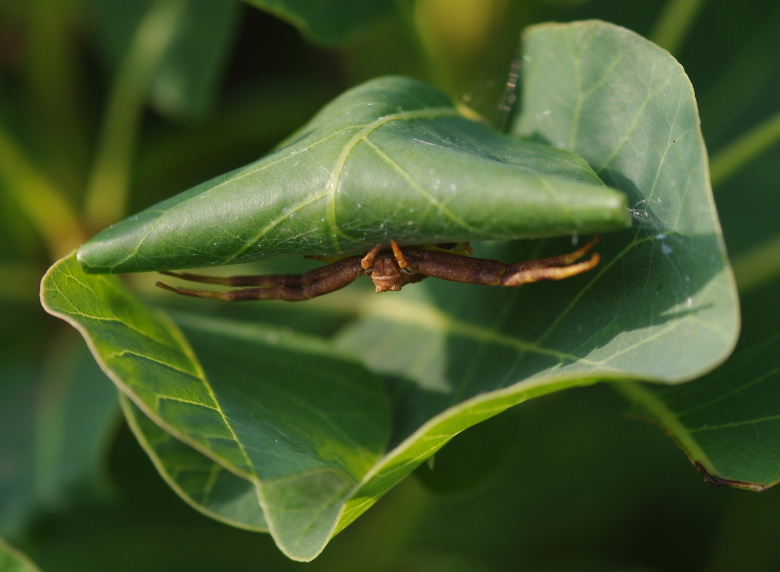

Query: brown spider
[{"left": 156, "top": 235, "right": 600, "bottom": 302}]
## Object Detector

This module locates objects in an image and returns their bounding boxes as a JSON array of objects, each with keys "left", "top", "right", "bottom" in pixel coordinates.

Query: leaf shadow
[{"left": 360, "top": 224, "right": 730, "bottom": 450}]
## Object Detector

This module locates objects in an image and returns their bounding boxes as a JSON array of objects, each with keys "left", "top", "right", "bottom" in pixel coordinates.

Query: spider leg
[
  {"left": 159, "top": 270, "right": 305, "bottom": 287},
  {"left": 504, "top": 234, "right": 599, "bottom": 271},
  {"left": 360, "top": 244, "right": 383, "bottom": 270},
  {"left": 404, "top": 236, "right": 601, "bottom": 287},
  {"left": 156, "top": 255, "right": 364, "bottom": 301},
  {"left": 499, "top": 235, "right": 600, "bottom": 287},
  {"left": 403, "top": 249, "right": 507, "bottom": 285},
  {"left": 389, "top": 239, "right": 412, "bottom": 269},
  {"left": 500, "top": 252, "right": 600, "bottom": 287}
]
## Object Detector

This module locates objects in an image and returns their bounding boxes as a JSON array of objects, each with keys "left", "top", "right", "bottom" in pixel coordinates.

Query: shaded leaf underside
[
  {"left": 618, "top": 333, "right": 780, "bottom": 490},
  {"left": 241, "top": 0, "right": 395, "bottom": 47}
]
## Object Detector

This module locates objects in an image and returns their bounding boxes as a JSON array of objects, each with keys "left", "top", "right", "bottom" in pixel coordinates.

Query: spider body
[
  {"left": 364, "top": 252, "right": 425, "bottom": 293},
  {"left": 156, "top": 236, "right": 601, "bottom": 302}
]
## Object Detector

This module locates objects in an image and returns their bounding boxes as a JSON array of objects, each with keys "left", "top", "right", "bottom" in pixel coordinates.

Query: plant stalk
[
  {"left": 0, "top": 129, "right": 85, "bottom": 260},
  {"left": 709, "top": 108, "right": 780, "bottom": 188},
  {"left": 650, "top": 0, "right": 707, "bottom": 55},
  {"left": 731, "top": 233, "right": 780, "bottom": 294},
  {"left": 83, "top": 0, "right": 186, "bottom": 232}
]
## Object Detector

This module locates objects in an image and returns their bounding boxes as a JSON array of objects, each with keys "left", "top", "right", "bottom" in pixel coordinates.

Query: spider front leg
[
  {"left": 404, "top": 235, "right": 601, "bottom": 287},
  {"left": 156, "top": 255, "right": 365, "bottom": 301},
  {"left": 500, "top": 235, "right": 600, "bottom": 286}
]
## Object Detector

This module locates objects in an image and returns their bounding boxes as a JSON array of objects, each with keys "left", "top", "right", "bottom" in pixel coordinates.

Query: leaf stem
[
  {"left": 612, "top": 381, "right": 713, "bottom": 473},
  {"left": 83, "top": 0, "right": 186, "bottom": 232},
  {"left": 24, "top": 0, "right": 90, "bottom": 194},
  {"left": 650, "top": 0, "right": 707, "bottom": 55},
  {"left": 0, "top": 537, "right": 42, "bottom": 572},
  {"left": 731, "top": 233, "right": 780, "bottom": 293},
  {"left": 709, "top": 108, "right": 780, "bottom": 188},
  {"left": 0, "top": 128, "right": 85, "bottom": 260}
]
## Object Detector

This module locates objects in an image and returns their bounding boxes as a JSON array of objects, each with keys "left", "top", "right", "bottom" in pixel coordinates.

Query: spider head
[{"left": 368, "top": 253, "right": 418, "bottom": 293}]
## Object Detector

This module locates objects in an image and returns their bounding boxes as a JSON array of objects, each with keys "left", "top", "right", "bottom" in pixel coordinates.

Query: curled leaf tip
[{"left": 77, "top": 76, "right": 630, "bottom": 275}]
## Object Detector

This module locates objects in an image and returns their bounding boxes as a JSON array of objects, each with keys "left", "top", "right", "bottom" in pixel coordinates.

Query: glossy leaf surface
[
  {"left": 77, "top": 76, "right": 630, "bottom": 274},
  {"left": 41, "top": 253, "right": 389, "bottom": 559},
  {"left": 41, "top": 21, "right": 741, "bottom": 563},
  {"left": 619, "top": 333, "right": 780, "bottom": 490},
  {"left": 241, "top": 0, "right": 394, "bottom": 46}
]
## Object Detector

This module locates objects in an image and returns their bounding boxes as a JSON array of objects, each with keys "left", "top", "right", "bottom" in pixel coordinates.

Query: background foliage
[{"left": 3, "top": 0, "right": 780, "bottom": 569}]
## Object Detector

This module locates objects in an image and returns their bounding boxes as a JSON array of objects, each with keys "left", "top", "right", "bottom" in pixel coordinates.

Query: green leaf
[
  {"left": 510, "top": 20, "right": 739, "bottom": 378},
  {"left": 35, "top": 344, "right": 119, "bottom": 503},
  {"left": 0, "top": 344, "right": 118, "bottom": 537},
  {"left": 77, "top": 76, "right": 630, "bottom": 274},
  {"left": 41, "top": 253, "right": 390, "bottom": 560},
  {"left": 148, "top": 0, "right": 241, "bottom": 121},
  {"left": 240, "top": 0, "right": 395, "bottom": 47},
  {"left": 120, "top": 394, "right": 268, "bottom": 531},
  {"left": 0, "top": 538, "right": 41, "bottom": 572},
  {"left": 84, "top": 0, "right": 240, "bottom": 121},
  {"left": 414, "top": 404, "right": 525, "bottom": 496},
  {"left": 618, "top": 332, "right": 780, "bottom": 490},
  {"left": 330, "top": 18, "right": 738, "bottom": 528},
  {"left": 0, "top": 365, "right": 40, "bottom": 535},
  {"left": 41, "top": 21, "right": 740, "bottom": 562}
]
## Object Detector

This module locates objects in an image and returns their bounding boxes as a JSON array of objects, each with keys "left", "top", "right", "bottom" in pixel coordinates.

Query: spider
[{"left": 156, "top": 235, "right": 601, "bottom": 302}]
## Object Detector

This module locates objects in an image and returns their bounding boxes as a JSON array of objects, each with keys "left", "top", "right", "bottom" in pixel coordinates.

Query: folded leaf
[
  {"left": 41, "top": 21, "right": 741, "bottom": 563},
  {"left": 77, "top": 76, "right": 630, "bottom": 274}
]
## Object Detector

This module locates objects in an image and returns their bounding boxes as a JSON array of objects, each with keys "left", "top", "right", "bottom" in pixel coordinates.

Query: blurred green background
[{"left": 2, "top": 0, "right": 780, "bottom": 570}]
